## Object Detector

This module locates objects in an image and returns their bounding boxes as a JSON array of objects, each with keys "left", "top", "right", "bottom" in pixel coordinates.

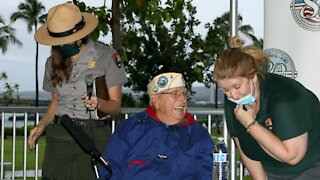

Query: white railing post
[
  {"left": 12, "top": 113, "right": 16, "bottom": 179},
  {"left": 208, "top": 115, "right": 212, "bottom": 134},
  {"left": 35, "top": 113, "right": 40, "bottom": 180},
  {"left": 1, "top": 112, "right": 4, "bottom": 179},
  {"left": 0, "top": 107, "right": 244, "bottom": 179},
  {"left": 23, "top": 112, "right": 28, "bottom": 179}
]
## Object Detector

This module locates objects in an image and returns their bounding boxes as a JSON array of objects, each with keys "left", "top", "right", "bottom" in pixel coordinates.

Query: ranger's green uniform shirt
[{"left": 225, "top": 73, "right": 320, "bottom": 175}]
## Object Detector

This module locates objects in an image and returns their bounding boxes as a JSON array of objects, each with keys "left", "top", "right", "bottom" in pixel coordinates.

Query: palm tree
[
  {"left": 0, "top": 15, "right": 22, "bottom": 54},
  {"left": 0, "top": 15, "right": 22, "bottom": 114},
  {"left": 10, "top": 0, "right": 46, "bottom": 107},
  {"left": 239, "top": 24, "right": 264, "bottom": 49}
]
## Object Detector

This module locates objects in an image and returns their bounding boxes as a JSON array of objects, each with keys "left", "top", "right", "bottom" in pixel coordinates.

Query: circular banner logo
[
  {"left": 264, "top": 48, "right": 298, "bottom": 79},
  {"left": 290, "top": 0, "right": 320, "bottom": 31}
]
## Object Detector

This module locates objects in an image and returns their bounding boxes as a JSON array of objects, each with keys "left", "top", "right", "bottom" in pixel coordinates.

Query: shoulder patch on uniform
[{"left": 112, "top": 52, "right": 122, "bottom": 68}]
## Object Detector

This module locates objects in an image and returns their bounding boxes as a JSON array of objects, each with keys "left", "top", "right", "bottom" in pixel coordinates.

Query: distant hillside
[
  {"left": 14, "top": 91, "right": 52, "bottom": 101},
  {"left": 15, "top": 85, "right": 225, "bottom": 105},
  {"left": 191, "top": 86, "right": 224, "bottom": 103},
  {"left": 120, "top": 85, "right": 224, "bottom": 104}
]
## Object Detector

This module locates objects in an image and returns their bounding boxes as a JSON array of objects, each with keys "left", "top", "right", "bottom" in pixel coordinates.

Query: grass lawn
[{"left": 3, "top": 135, "right": 46, "bottom": 170}]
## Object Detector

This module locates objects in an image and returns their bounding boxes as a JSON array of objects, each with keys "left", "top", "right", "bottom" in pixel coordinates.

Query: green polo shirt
[{"left": 225, "top": 73, "right": 320, "bottom": 175}]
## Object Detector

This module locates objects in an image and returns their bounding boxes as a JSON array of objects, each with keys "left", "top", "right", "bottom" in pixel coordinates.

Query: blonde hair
[{"left": 213, "top": 35, "right": 269, "bottom": 80}]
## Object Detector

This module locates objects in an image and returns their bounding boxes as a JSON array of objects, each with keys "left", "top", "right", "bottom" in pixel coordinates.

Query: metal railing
[{"left": 0, "top": 107, "right": 245, "bottom": 180}]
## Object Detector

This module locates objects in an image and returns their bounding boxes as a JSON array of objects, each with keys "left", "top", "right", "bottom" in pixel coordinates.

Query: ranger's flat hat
[{"left": 34, "top": 2, "right": 98, "bottom": 46}]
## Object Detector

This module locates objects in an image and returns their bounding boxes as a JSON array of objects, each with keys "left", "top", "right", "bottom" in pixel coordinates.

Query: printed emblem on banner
[
  {"left": 264, "top": 48, "right": 298, "bottom": 79},
  {"left": 290, "top": 0, "right": 320, "bottom": 31}
]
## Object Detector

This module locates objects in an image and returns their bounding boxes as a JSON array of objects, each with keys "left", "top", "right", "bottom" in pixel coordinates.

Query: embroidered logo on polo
[
  {"left": 157, "top": 154, "right": 168, "bottom": 160},
  {"left": 264, "top": 118, "right": 273, "bottom": 131},
  {"left": 264, "top": 48, "right": 298, "bottom": 79},
  {"left": 290, "top": 0, "right": 320, "bottom": 31},
  {"left": 112, "top": 52, "right": 122, "bottom": 68}
]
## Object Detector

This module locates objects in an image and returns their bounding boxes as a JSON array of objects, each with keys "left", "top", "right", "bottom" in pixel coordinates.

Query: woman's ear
[{"left": 252, "top": 73, "right": 258, "bottom": 83}]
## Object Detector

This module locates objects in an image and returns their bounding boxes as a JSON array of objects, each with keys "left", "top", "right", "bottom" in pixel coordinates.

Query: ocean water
[
  {"left": 3, "top": 119, "right": 35, "bottom": 128},
  {"left": 2, "top": 113, "right": 40, "bottom": 128}
]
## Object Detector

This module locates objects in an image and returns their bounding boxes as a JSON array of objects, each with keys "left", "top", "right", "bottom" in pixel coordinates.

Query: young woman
[
  {"left": 214, "top": 35, "right": 320, "bottom": 179},
  {"left": 28, "top": 2, "right": 127, "bottom": 179}
]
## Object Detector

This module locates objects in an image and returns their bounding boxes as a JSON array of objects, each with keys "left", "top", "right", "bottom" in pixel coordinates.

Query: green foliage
[
  {"left": 65, "top": 1, "right": 260, "bottom": 106},
  {"left": 120, "top": 2, "right": 260, "bottom": 105},
  {"left": 0, "top": 72, "right": 21, "bottom": 105},
  {"left": 121, "top": 0, "right": 211, "bottom": 104},
  {"left": 0, "top": 15, "right": 22, "bottom": 54},
  {"left": 4, "top": 125, "right": 38, "bottom": 136},
  {"left": 73, "top": 0, "right": 111, "bottom": 42},
  {"left": 10, "top": 0, "right": 46, "bottom": 33},
  {"left": 121, "top": 93, "right": 137, "bottom": 107},
  {"left": 0, "top": 72, "right": 33, "bottom": 105}
]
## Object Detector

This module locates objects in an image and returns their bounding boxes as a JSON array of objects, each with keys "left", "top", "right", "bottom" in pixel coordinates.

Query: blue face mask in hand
[
  {"left": 228, "top": 94, "right": 256, "bottom": 105},
  {"left": 59, "top": 42, "right": 80, "bottom": 57},
  {"left": 227, "top": 80, "right": 256, "bottom": 105}
]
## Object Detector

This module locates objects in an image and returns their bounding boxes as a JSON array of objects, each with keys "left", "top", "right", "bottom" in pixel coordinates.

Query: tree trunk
[
  {"left": 214, "top": 83, "right": 221, "bottom": 134},
  {"left": 214, "top": 83, "right": 218, "bottom": 108},
  {"left": 111, "top": 0, "right": 122, "bottom": 54},
  {"left": 35, "top": 42, "right": 39, "bottom": 107}
]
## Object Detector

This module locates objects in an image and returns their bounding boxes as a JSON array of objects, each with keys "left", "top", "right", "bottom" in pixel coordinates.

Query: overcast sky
[{"left": 0, "top": 0, "right": 263, "bottom": 91}]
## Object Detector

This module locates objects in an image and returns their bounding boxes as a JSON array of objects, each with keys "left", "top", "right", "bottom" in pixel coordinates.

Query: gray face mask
[{"left": 59, "top": 42, "right": 80, "bottom": 57}]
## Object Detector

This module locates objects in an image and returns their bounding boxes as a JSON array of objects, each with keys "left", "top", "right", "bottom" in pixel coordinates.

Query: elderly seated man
[{"left": 99, "top": 72, "right": 214, "bottom": 180}]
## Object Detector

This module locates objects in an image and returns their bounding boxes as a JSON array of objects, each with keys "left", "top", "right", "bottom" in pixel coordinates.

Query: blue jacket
[{"left": 99, "top": 106, "right": 214, "bottom": 180}]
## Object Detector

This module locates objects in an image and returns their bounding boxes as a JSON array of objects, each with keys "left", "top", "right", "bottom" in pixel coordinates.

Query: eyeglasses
[{"left": 160, "top": 91, "right": 189, "bottom": 98}]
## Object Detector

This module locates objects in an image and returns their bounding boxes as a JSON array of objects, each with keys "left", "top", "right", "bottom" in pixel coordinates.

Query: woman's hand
[
  {"left": 28, "top": 92, "right": 58, "bottom": 149},
  {"left": 234, "top": 104, "right": 256, "bottom": 128},
  {"left": 28, "top": 123, "right": 46, "bottom": 149},
  {"left": 82, "top": 94, "right": 99, "bottom": 111}
]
